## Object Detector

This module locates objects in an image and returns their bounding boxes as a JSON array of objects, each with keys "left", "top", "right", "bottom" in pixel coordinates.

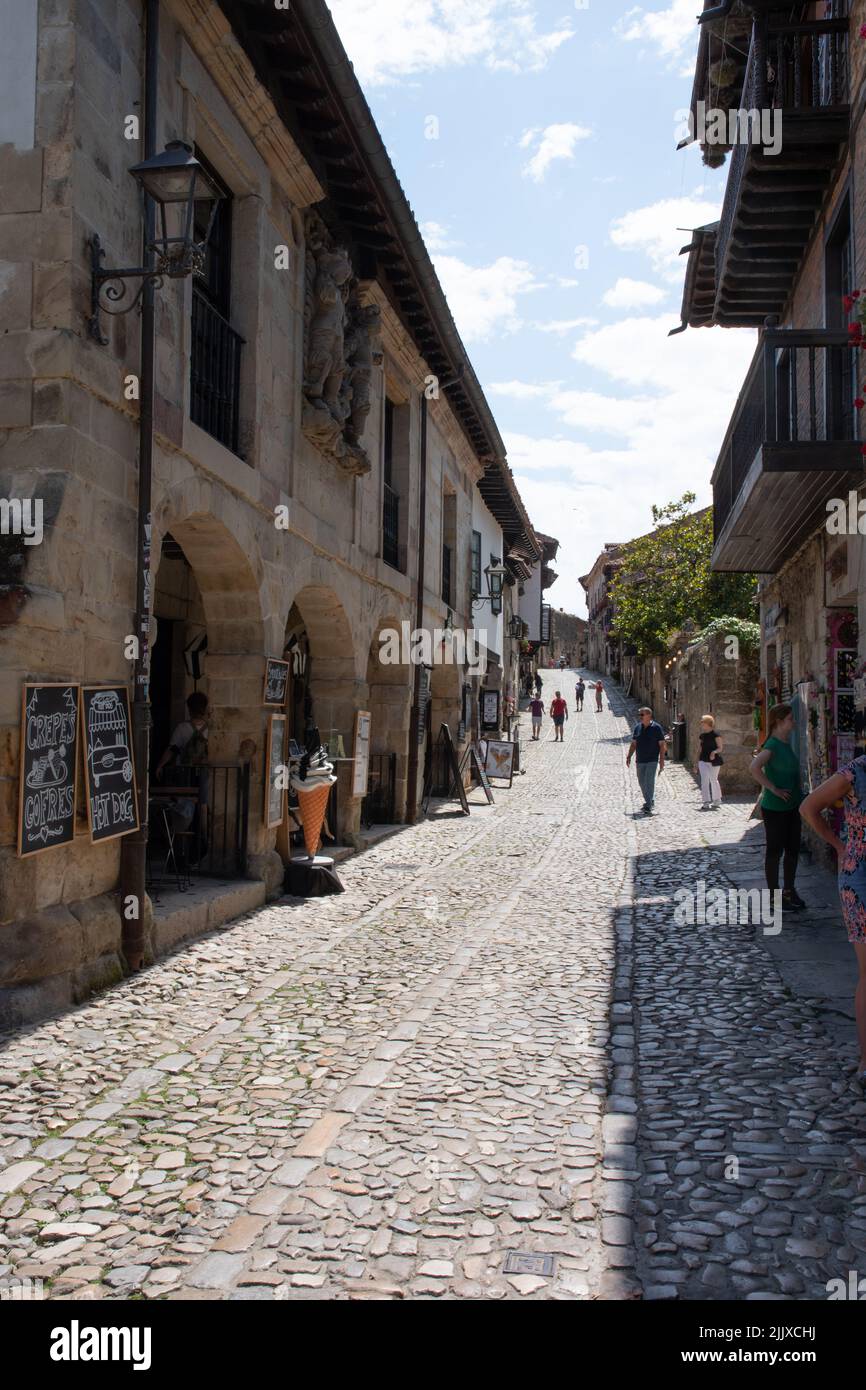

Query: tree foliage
[{"left": 609, "top": 494, "right": 756, "bottom": 657}]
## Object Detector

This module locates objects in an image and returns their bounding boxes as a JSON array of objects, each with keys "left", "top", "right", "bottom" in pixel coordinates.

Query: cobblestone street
[{"left": 1, "top": 673, "right": 865, "bottom": 1302}]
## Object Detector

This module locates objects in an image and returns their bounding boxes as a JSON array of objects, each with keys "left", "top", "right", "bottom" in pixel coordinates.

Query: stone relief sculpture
[{"left": 302, "top": 210, "right": 383, "bottom": 475}]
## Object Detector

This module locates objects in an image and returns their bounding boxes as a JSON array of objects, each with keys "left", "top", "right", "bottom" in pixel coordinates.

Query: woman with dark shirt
[{"left": 750, "top": 703, "right": 806, "bottom": 912}]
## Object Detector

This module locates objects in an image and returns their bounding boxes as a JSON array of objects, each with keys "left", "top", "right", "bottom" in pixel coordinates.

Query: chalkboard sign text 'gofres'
[
  {"left": 18, "top": 683, "right": 80, "bottom": 858},
  {"left": 81, "top": 685, "right": 140, "bottom": 843}
]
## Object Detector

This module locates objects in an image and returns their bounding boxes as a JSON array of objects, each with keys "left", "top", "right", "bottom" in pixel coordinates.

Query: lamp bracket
[{"left": 88, "top": 234, "right": 164, "bottom": 344}]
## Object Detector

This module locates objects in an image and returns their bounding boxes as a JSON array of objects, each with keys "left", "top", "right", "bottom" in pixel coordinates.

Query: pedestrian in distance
[
  {"left": 626, "top": 706, "right": 666, "bottom": 815},
  {"left": 550, "top": 690, "right": 568, "bottom": 742},
  {"left": 698, "top": 713, "right": 724, "bottom": 810},
  {"left": 801, "top": 756, "right": 866, "bottom": 1086},
  {"left": 534, "top": 671, "right": 543, "bottom": 696},
  {"left": 750, "top": 703, "right": 807, "bottom": 913},
  {"left": 575, "top": 678, "right": 585, "bottom": 711},
  {"left": 529, "top": 693, "right": 545, "bottom": 740},
  {"left": 594, "top": 680, "right": 604, "bottom": 713}
]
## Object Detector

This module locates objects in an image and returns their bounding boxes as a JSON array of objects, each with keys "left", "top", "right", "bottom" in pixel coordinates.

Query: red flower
[
  {"left": 855, "top": 398, "right": 864, "bottom": 410},
  {"left": 844, "top": 295, "right": 855, "bottom": 311},
  {"left": 861, "top": 444, "right": 866, "bottom": 456},
  {"left": 861, "top": 22, "right": 866, "bottom": 39},
  {"left": 855, "top": 290, "right": 862, "bottom": 300}
]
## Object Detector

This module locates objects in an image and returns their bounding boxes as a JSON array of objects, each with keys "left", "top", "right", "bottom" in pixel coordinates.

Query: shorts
[
  {"left": 532, "top": 718, "right": 542, "bottom": 731},
  {"left": 553, "top": 716, "right": 564, "bottom": 727}
]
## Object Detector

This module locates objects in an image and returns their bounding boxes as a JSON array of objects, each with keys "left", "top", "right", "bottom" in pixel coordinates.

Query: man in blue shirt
[{"left": 626, "top": 707, "right": 666, "bottom": 815}]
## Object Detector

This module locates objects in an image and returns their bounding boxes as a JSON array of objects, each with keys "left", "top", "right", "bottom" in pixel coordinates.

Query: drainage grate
[{"left": 502, "top": 1252, "right": 556, "bottom": 1277}]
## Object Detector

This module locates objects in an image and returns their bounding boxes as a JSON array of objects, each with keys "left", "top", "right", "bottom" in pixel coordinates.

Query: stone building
[
  {"left": 677, "top": 0, "right": 866, "bottom": 798},
  {"left": 548, "top": 610, "right": 587, "bottom": 669},
  {"left": 0, "top": 0, "right": 541, "bottom": 1024},
  {"left": 579, "top": 543, "right": 623, "bottom": 676}
]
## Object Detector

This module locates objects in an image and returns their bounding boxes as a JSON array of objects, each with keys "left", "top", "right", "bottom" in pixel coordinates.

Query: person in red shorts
[{"left": 550, "top": 690, "right": 568, "bottom": 742}]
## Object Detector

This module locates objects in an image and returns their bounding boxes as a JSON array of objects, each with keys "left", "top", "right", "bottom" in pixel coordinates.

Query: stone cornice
[{"left": 171, "top": 0, "right": 324, "bottom": 209}]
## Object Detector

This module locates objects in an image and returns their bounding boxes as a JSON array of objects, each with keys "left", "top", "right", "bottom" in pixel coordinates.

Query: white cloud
[
  {"left": 430, "top": 253, "right": 542, "bottom": 341},
  {"left": 601, "top": 278, "right": 666, "bottom": 309},
  {"left": 609, "top": 195, "right": 721, "bottom": 280},
  {"left": 328, "top": 0, "right": 573, "bottom": 86},
  {"left": 489, "top": 380, "right": 558, "bottom": 400},
  {"left": 532, "top": 316, "right": 599, "bottom": 335},
  {"left": 615, "top": 0, "right": 699, "bottom": 75},
  {"left": 497, "top": 316, "right": 758, "bottom": 611},
  {"left": 520, "top": 122, "right": 592, "bottom": 182},
  {"left": 420, "top": 220, "right": 458, "bottom": 253}
]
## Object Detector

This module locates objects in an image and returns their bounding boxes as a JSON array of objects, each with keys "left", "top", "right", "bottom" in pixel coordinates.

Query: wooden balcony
[
  {"left": 713, "top": 14, "right": 849, "bottom": 327},
  {"left": 712, "top": 329, "right": 864, "bottom": 573}
]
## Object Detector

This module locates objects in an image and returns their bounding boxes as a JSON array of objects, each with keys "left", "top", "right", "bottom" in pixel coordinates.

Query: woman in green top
[{"left": 750, "top": 702, "right": 807, "bottom": 912}]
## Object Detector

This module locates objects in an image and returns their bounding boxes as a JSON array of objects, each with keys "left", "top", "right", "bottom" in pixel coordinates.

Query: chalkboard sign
[
  {"left": 81, "top": 685, "right": 139, "bottom": 843},
  {"left": 263, "top": 658, "right": 290, "bottom": 707},
  {"left": 17, "top": 683, "right": 80, "bottom": 858},
  {"left": 265, "top": 713, "right": 287, "bottom": 828}
]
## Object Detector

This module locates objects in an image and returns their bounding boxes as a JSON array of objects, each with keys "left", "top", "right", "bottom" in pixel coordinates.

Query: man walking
[
  {"left": 529, "top": 692, "right": 545, "bottom": 740},
  {"left": 626, "top": 706, "right": 666, "bottom": 815},
  {"left": 575, "top": 678, "right": 585, "bottom": 712},
  {"left": 594, "top": 680, "right": 604, "bottom": 713},
  {"left": 550, "top": 690, "right": 568, "bottom": 742}
]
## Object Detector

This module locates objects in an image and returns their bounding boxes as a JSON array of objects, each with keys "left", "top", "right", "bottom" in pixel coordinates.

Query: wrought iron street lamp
[
  {"left": 483, "top": 557, "right": 506, "bottom": 616},
  {"left": 88, "top": 140, "right": 223, "bottom": 343}
]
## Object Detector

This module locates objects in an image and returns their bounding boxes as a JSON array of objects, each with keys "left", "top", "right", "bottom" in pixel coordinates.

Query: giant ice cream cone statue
[
  {"left": 294, "top": 775, "right": 335, "bottom": 857},
  {"left": 290, "top": 745, "right": 336, "bottom": 859}
]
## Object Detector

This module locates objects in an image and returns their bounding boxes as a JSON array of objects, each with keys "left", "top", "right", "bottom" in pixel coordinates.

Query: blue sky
[{"left": 328, "top": 0, "right": 758, "bottom": 614}]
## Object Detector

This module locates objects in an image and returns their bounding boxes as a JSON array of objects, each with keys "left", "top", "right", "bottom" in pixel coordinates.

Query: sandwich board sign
[
  {"left": 17, "top": 683, "right": 80, "bottom": 858},
  {"left": 80, "top": 685, "right": 139, "bottom": 843}
]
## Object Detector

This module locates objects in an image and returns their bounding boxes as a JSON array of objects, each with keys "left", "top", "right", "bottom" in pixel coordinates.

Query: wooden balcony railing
[
  {"left": 714, "top": 13, "right": 850, "bottom": 325},
  {"left": 712, "top": 328, "right": 860, "bottom": 557}
]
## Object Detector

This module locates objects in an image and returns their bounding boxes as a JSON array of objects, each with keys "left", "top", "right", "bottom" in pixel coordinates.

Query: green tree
[{"left": 609, "top": 494, "right": 755, "bottom": 657}]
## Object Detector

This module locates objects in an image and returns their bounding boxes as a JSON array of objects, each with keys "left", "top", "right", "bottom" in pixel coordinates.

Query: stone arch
[
  {"left": 282, "top": 580, "right": 363, "bottom": 841},
  {"left": 151, "top": 479, "right": 279, "bottom": 888},
  {"left": 365, "top": 613, "right": 412, "bottom": 822}
]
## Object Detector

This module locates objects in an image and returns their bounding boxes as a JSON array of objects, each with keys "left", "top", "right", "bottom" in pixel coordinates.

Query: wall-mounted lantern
[{"left": 88, "top": 140, "right": 223, "bottom": 343}]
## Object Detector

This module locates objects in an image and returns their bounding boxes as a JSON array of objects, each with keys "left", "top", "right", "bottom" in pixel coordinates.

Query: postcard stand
[{"left": 422, "top": 723, "right": 470, "bottom": 817}]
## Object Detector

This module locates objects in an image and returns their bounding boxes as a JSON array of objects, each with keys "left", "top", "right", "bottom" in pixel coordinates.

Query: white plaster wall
[{"left": 470, "top": 491, "right": 504, "bottom": 658}]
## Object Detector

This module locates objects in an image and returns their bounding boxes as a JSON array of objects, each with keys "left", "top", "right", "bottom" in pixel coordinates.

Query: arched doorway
[
  {"left": 279, "top": 583, "right": 362, "bottom": 846},
  {"left": 365, "top": 614, "right": 412, "bottom": 823},
  {"left": 149, "top": 502, "right": 277, "bottom": 891}
]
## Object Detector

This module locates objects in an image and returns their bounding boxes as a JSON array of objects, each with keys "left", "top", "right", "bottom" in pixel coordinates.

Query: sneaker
[
  {"left": 699, "top": 803, "right": 710, "bottom": 812},
  {"left": 782, "top": 889, "right": 807, "bottom": 911},
  {"left": 710, "top": 801, "right": 721, "bottom": 810}
]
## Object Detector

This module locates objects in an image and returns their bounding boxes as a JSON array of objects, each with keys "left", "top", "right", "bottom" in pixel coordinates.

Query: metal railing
[
  {"left": 712, "top": 329, "right": 859, "bottom": 540},
  {"left": 382, "top": 482, "right": 400, "bottom": 569},
  {"left": 191, "top": 287, "right": 244, "bottom": 455},
  {"left": 148, "top": 761, "right": 250, "bottom": 886},
  {"left": 361, "top": 752, "right": 397, "bottom": 826}
]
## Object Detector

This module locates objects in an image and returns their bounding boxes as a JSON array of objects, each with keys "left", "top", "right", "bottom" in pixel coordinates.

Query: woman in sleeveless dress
[{"left": 801, "top": 755, "right": 866, "bottom": 1086}]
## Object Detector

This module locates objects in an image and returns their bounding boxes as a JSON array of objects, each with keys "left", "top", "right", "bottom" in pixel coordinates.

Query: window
[
  {"left": 470, "top": 530, "right": 482, "bottom": 599},
  {"left": 190, "top": 150, "right": 244, "bottom": 455},
  {"left": 442, "top": 489, "right": 456, "bottom": 608},
  {"left": 382, "top": 394, "right": 409, "bottom": 572}
]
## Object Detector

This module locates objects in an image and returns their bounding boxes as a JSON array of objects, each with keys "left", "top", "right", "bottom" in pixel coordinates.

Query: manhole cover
[{"left": 502, "top": 1252, "right": 556, "bottom": 1277}]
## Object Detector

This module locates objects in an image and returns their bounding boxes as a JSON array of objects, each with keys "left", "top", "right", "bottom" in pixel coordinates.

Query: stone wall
[
  {"left": 677, "top": 633, "right": 759, "bottom": 793},
  {"left": 0, "top": 0, "right": 515, "bottom": 1023}
]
